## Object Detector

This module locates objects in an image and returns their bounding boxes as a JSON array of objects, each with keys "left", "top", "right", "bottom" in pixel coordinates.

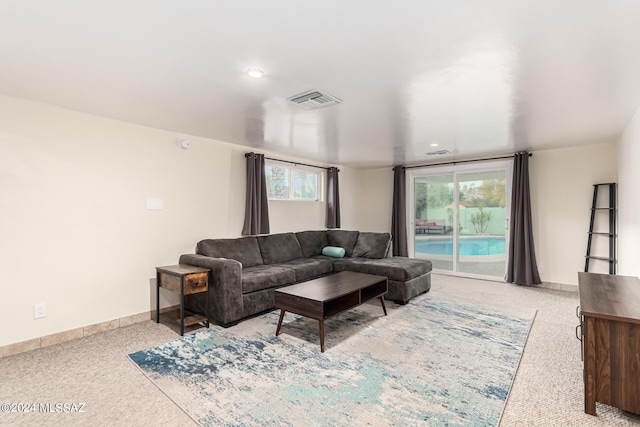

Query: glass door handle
[{"left": 504, "top": 218, "right": 509, "bottom": 230}]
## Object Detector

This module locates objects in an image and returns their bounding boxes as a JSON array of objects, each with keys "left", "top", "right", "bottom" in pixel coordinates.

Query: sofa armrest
[{"left": 179, "top": 254, "right": 244, "bottom": 326}]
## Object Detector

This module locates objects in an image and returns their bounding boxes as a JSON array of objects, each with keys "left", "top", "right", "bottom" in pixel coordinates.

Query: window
[{"left": 265, "top": 163, "right": 320, "bottom": 201}]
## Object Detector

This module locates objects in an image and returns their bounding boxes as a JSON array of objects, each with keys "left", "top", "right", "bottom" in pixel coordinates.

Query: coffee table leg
[
  {"left": 276, "top": 310, "right": 286, "bottom": 336},
  {"left": 319, "top": 320, "right": 325, "bottom": 352},
  {"left": 379, "top": 296, "right": 388, "bottom": 316}
]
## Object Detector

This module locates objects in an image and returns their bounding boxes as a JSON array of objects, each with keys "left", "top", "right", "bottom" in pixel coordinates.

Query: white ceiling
[{"left": 1, "top": 1, "right": 640, "bottom": 168}]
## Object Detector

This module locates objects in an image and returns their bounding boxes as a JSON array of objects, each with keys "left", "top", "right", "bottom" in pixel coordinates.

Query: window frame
[
  {"left": 407, "top": 159, "right": 513, "bottom": 281},
  {"left": 265, "top": 161, "right": 323, "bottom": 202}
]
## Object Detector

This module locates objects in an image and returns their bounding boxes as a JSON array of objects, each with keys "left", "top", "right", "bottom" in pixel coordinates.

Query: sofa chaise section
[{"left": 333, "top": 257, "right": 431, "bottom": 304}]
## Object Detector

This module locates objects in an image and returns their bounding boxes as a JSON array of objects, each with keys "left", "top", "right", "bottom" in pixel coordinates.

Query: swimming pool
[{"left": 415, "top": 237, "right": 506, "bottom": 256}]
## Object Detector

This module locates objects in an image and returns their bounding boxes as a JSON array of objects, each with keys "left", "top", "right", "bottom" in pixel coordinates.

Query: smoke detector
[{"left": 288, "top": 89, "right": 342, "bottom": 110}]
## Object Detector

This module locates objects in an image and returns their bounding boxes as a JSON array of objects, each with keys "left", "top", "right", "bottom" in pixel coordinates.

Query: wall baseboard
[
  {"left": 0, "top": 306, "right": 178, "bottom": 359},
  {"left": 539, "top": 281, "right": 578, "bottom": 293}
]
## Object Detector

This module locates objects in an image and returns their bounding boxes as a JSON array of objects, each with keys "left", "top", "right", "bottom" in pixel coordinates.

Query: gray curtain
[
  {"left": 506, "top": 152, "right": 541, "bottom": 285},
  {"left": 392, "top": 166, "right": 408, "bottom": 257},
  {"left": 326, "top": 167, "right": 341, "bottom": 228},
  {"left": 242, "top": 153, "right": 270, "bottom": 235}
]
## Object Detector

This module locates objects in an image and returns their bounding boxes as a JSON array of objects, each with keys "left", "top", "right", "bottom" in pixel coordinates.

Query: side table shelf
[{"left": 156, "top": 264, "right": 210, "bottom": 336}]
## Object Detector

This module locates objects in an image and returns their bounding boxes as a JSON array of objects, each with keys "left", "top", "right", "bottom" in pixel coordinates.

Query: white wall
[
  {"left": 617, "top": 107, "right": 640, "bottom": 277},
  {"left": 530, "top": 143, "right": 617, "bottom": 285},
  {"left": 0, "top": 95, "right": 358, "bottom": 346},
  {"left": 349, "top": 168, "right": 394, "bottom": 232}
]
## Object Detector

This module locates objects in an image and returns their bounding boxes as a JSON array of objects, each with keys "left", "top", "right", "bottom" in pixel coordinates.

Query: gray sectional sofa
[{"left": 179, "top": 230, "right": 432, "bottom": 327}]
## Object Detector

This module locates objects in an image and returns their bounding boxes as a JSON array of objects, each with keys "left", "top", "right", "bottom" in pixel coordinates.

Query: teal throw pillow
[{"left": 322, "top": 246, "right": 346, "bottom": 258}]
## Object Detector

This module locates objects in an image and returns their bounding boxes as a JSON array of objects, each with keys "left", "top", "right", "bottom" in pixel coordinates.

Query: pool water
[{"left": 415, "top": 237, "right": 506, "bottom": 256}]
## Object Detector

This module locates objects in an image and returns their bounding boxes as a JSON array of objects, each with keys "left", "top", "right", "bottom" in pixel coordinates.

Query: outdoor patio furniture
[{"left": 415, "top": 219, "right": 446, "bottom": 234}]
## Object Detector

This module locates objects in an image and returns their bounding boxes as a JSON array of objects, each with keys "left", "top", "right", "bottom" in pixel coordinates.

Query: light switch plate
[
  {"left": 34, "top": 303, "right": 46, "bottom": 319},
  {"left": 146, "top": 198, "right": 163, "bottom": 210}
]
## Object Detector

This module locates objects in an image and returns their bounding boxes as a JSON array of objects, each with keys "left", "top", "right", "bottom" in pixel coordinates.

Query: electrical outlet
[
  {"left": 538, "top": 265, "right": 544, "bottom": 274},
  {"left": 34, "top": 303, "right": 46, "bottom": 319}
]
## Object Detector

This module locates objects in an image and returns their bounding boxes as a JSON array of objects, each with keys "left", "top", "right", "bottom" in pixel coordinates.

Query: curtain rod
[
  {"left": 245, "top": 152, "right": 338, "bottom": 171},
  {"left": 403, "top": 152, "right": 532, "bottom": 169}
]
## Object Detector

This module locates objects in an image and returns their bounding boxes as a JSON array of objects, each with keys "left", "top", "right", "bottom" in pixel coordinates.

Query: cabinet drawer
[{"left": 184, "top": 272, "right": 208, "bottom": 295}]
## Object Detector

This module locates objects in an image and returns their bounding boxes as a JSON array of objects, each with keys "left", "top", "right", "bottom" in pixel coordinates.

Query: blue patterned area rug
[{"left": 129, "top": 293, "right": 535, "bottom": 426}]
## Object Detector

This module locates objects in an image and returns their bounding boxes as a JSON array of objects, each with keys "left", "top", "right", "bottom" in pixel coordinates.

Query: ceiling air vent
[
  {"left": 288, "top": 89, "right": 342, "bottom": 110},
  {"left": 426, "top": 150, "right": 452, "bottom": 155}
]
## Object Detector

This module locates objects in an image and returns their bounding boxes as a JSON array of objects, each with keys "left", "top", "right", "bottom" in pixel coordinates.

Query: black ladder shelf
[{"left": 584, "top": 183, "right": 617, "bottom": 274}]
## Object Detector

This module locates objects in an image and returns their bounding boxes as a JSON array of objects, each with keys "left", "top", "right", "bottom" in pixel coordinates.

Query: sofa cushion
[
  {"left": 257, "top": 233, "right": 304, "bottom": 264},
  {"left": 295, "top": 230, "right": 329, "bottom": 257},
  {"left": 275, "top": 257, "right": 335, "bottom": 282},
  {"left": 333, "top": 257, "right": 432, "bottom": 282},
  {"left": 197, "top": 237, "right": 263, "bottom": 268},
  {"left": 326, "top": 230, "right": 359, "bottom": 257},
  {"left": 241, "top": 265, "right": 295, "bottom": 294},
  {"left": 352, "top": 232, "right": 391, "bottom": 259}
]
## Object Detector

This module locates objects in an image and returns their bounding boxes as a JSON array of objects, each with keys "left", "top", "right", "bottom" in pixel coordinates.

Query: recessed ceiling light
[
  {"left": 430, "top": 143, "right": 439, "bottom": 147},
  {"left": 246, "top": 68, "right": 265, "bottom": 78}
]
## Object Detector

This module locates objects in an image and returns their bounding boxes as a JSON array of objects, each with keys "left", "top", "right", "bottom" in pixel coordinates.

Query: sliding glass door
[
  {"left": 413, "top": 174, "right": 455, "bottom": 272},
  {"left": 409, "top": 161, "right": 511, "bottom": 280}
]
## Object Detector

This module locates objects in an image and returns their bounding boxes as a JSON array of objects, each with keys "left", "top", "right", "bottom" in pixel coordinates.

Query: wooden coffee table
[{"left": 274, "top": 271, "right": 388, "bottom": 352}]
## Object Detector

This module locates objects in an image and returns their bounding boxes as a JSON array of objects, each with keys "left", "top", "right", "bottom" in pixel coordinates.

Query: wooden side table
[{"left": 156, "top": 264, "right": 210, "bottom": 336}]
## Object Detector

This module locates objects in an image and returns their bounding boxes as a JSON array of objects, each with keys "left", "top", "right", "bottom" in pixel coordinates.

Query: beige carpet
[{"left": 1, "top": 274, "right": 639, "bottom": 426}]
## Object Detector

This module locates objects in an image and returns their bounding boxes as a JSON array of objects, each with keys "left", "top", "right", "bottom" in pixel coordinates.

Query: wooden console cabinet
[{"left": 578, "top": 272, "right": 640, "bottom": 415}]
